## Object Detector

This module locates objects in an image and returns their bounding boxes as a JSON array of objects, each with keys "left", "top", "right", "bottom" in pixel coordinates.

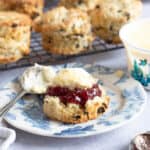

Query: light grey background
[{"left": 1, "top": 2, "right": 150, "bottom": 150}]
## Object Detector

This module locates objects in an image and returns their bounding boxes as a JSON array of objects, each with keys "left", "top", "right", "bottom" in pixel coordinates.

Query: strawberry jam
[{"left": 46, "top": 84, "right": 102, "bottom": 107}]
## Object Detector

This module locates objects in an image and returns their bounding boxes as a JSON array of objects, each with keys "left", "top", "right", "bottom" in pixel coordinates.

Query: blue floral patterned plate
[{"left": 2, "top": 63, "right": 147, "bottom": 138}]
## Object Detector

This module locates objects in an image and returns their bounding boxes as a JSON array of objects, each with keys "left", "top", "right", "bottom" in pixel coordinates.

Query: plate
[{"left": 1, "top": 63, "right": 147, "bottom": 138}]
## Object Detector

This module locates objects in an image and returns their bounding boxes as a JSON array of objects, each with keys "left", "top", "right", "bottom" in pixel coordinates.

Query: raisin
[
  {"left": 124, "top": 12, "right": 130, "bottom": 20},
  {"left": 102, "top": 103, "right": 107, "bottom": 108},
  {"left": 79, "top": 34, "right": 84, "bottom": 37},
  {"left": 118, "top": 10, "right": 122, "bottom": 13},
  {"left": 74, "top": 34, "right": 84, "bottom": 37},
  {"left": 109, "top": 25, "right": 113, "bottom": 31},
  {"left": 95, "top": 26, "right": 104, "bottom": 31},
  {"left": 73, "top": 115, "right": 81, "bottom": 120},
  {"left": 32, "top": 12, "right": 40, "bottom": 19},
  {"left": 97, "top": 107, "right": 105, "bottom": 114},
  {"left": 11, "top": 23, "right": 18, "bottom": 28},
  {"left": 84, "top": 112, "right": 88, "bottom": 115},
  {"left": 96, "top": 5, "right": 100, "bottom": 9},
  {"left": 59, "top": 29, "right": 65, "bottom": 32},
  {"left": 76, "top": 44, "right": 80, "bottom": 48},
  {"left": 106, "top": 38, "right": 113, "bottom": 44},
  {"left": 48, "top": 38, "right": 52, "bottom": 43},
  {"left": 78, "top": 0, "right": 83, "bottom": 4}
]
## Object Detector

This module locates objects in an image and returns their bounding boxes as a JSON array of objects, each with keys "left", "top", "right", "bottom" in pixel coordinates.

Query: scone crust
[
  {"left": 41, "top": 7, "right": 94, "bottom": 55},
  {"left": 0, "top": 11, "right": 31, "bottom": 26},
  {"left": 0, "top": 0, "right": 44, "bottom": 19},
  {"left": 0, "top": 0, "right": 43, "bottom": 5},
  {"left": 43, "top": 87, "right": 110, "bottom": 124},
  {"left": 42, "top": 31, "right": 94, "bottom": 55},
  {"left": 0, "top": 48, "right": 30, "bottom": 64},
  {"left": 42, "top": 7, "right": 92, "bottom": 34},
  {"left": 90, "top": 0, "right": 142, "bottom": 43},
  {"left": 34, "top": 6, "right": 92, "bottom": 33},
  {"left": 59, "top": 0, "right": 100, "bottom": 11}
]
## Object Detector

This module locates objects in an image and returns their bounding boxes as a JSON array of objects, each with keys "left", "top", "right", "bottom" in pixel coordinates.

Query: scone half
[{"left": 43, "top": 87, "right": 109, "bottom": 124}]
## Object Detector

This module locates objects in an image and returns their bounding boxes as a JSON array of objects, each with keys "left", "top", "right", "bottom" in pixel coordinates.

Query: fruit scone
[
  {"left": 43, "top": 68, "right": 110, "bottom": 124},
  {"left": 0, "top": 12, "right": 31, "bottom": 64},
  {"left": 0, "top": 0, "right": 44, "bottom": 20},
  {"left": 38, "top": 7, "right": 94, "bottom": 55},
  {"left": 89, "top": 0, "right": 142, "bottom": 43}
]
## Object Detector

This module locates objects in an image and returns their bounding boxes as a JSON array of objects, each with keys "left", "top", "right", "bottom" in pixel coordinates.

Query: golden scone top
[
  {"left": 59, "top": 0, "right": 100, "bottom": 11},
  {"left": 90, "top": 0, "right": 142, "bottom": 22},
  {"left": 0, "top": 0, "right": 44, "bottom": 20},
  {"left": 42, "top": 7, "right": 68, "bottom": 26},
  {"left": 0, "top": 0, "right": 44, "bottom": 6},
  {"left": 53, "top": 68, "right": 97, "bottom": 89},
  {"left": 41, "top": 7, "right": 92, "bottom": 34},
  {"left": 0, "top": 12, "right": 31, "bottom": 26}
]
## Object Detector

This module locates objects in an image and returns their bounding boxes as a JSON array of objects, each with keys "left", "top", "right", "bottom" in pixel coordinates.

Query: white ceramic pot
[
  {"left": 120, "top": 19, "right": 150, "bottom": 90},
  {"left": 0, "top": 127, "right": 16, "bottom": 150}
]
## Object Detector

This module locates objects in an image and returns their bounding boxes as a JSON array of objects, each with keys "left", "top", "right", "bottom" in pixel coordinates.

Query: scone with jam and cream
[{"left": 43, "top": 68, "right": 109, "bottom": 124}]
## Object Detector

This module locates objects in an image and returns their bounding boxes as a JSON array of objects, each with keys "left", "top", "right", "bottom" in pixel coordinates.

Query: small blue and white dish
[{"left": 0, "top": 63, "right": 147, "bottom": 138}]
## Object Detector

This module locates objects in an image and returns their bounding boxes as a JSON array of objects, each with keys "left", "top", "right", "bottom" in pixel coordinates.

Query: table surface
[{"left": 1, "top": 2, "right": 150, "bottom": 150}]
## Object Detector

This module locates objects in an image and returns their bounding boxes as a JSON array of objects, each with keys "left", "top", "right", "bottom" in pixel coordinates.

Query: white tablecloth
[{"left": 0, "top": 2, "right": 150, "bottom": 150}]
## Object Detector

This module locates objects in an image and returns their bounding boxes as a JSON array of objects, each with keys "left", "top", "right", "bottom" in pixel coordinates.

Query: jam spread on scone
[{"left": 46, "top": 84, "right": 101, "bottom": 107}]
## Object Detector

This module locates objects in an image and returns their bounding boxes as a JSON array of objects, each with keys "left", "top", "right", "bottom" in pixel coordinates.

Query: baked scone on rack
[
  {"left": 89, "top": 0, "right": 143, "bottom": 43},
  {"left": 0, "top": 0, "right": 44, "bottom": 20},
  {"left": 43, "top": 68, "right": 110, "bottom": 124},
  {"left": 59, "top": 0, "right": 100, "bottom": 11},
  {"left": 0, "top": 12, "right": 31, "bottom": 64},
  {"left": 40, "top": 7, "right": 94, "bottom": 55}
]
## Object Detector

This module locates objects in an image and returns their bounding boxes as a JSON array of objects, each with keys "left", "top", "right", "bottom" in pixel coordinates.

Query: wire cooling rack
[{"left": 0, "top": 0, "right": 123, "bottom": 70}]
